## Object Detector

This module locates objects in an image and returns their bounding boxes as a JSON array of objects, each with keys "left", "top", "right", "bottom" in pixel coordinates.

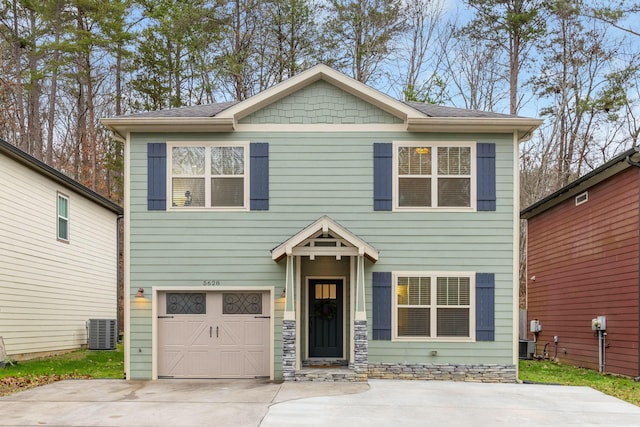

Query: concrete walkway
[{"left": 0, "top": 378, "right": 638, "bottom": 426}]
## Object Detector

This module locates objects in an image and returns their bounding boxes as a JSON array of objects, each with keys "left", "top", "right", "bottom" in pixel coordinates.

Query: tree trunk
[
  {"left": 11, "top": 0, "right": 27, "bottom": 150},
  {"left": 27, "top": 8, "right": 42, "bottom": 159}
]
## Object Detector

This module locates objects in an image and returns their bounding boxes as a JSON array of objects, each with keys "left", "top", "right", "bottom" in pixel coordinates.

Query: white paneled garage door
[{"left": 157, "top": 291, "right": 270, "bottom": 378}]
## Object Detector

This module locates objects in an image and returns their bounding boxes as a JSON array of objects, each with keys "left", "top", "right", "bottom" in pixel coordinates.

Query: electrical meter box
[
  {"left": 530, "top": 319, "right": 542, "bottom": 333},
  {"left": 591, "top": 316, "right": 606, "bottom": 331}
]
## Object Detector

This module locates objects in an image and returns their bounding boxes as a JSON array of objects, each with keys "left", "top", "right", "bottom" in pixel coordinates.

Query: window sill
[
  {"left": 167, "top": 206, "right": 249, "bottom": 212},
  {"left": 393, "top": 206, "right": 476, "bottom": 213},
  {"left": 392, "top": 337, "right": 475, "bottom": 343}
]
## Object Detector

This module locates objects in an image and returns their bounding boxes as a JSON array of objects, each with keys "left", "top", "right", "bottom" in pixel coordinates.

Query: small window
[
  {"left": 57, "top": 193, "right": 69, "bottom": 241},
  {"left": 575, "top": 192, "right": 588, "bottom": 206},
  {"left": 395, "top": 143, "right": 474, "bottom": 210},
  {"left": 395, "top": 272, "right": 473, "bottom": 340}
]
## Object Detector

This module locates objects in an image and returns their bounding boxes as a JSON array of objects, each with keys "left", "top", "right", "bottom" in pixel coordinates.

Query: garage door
[{"left": 157, "top": 291, "right": 270, "bottom": 378}]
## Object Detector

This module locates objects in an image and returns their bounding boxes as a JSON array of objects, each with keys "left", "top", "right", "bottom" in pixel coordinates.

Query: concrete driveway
[{"left": 0, "top": 378, "right": 638, "bottom": 426}]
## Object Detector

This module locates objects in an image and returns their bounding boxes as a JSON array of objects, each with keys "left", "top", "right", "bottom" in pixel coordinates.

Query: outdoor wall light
[
  {"left": 280, "top": 288, "right": 286, "bottom": 299},
  {"left": 136, "top": 288, "right": 145, "bottom": 298}
]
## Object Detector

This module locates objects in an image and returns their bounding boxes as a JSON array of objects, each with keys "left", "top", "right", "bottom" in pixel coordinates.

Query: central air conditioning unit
[{"left": 88, "top": 319, "right": 117, "bottom": 350}]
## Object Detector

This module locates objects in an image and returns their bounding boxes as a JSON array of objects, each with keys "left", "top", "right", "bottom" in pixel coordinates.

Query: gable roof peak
[{"left": 216, "top": 64, "right": 424, "bottom": 123}]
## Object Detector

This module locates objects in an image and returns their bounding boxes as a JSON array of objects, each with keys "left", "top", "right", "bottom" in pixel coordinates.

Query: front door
[{"left": 308, "top": 279, "right": 343, "bottom": 358}]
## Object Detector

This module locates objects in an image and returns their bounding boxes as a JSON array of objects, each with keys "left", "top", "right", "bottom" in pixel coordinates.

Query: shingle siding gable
[{"left": 239, "top": 80, "right": 404, "bottom": 125}]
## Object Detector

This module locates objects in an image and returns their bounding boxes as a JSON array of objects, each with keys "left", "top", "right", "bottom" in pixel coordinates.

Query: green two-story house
[{"left": 102, "top": 65, "right": 541, "bottom": 382}]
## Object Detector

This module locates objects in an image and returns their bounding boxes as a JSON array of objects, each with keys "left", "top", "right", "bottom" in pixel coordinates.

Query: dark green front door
[{"left": 308, "top": 279, "right": 343, "bottom": 358}]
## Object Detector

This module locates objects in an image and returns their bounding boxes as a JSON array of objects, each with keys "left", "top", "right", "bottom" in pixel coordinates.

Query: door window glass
[
  {"left": 166, "top": 293, "right": 206, "bottom": 314},
  {"left": 223, "top": 293, "right": 262, "bottom": 314}
]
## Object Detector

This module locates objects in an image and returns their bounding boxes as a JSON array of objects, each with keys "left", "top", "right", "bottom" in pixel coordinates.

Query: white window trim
[
  {"left": 166, "top": 141, "right": 250, "bottom": 211},
  {"left": 57, "top": 192, "right": 70, "bottom": 242},
  {"left": 392, "top": 141, "right": 477, "bottom": 212},
  {"left": 392, "top": 271, "right": 476, "bottom": 342}
]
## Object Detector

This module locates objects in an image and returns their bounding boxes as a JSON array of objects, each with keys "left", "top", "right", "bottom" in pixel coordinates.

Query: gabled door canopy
[{"left": 271, "top": 216, "right": 379, "bottom": 262}]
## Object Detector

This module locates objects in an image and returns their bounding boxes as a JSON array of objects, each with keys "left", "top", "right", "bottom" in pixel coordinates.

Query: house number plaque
[{"left": 203, "top": 280, "right": 221, "bottom": 286}]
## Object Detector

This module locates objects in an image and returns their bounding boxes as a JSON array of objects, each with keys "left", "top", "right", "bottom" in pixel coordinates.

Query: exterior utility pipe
[{"left": 597, "top": 330, "right": 607, "bottom": 373}]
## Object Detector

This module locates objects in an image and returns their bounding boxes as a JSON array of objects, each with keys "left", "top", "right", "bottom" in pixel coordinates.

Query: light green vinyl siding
[
  {"left": 238, "top": 80, "right": 404, "bottom": 125},
  {"left": 128, "top": 130, "right": 515, "bottom": 379},
  {"left": 127, "top": 67, "right": 516, "bottom": 379}
]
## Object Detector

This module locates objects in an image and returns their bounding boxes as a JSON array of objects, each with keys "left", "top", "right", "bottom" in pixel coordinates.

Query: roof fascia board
[
  {"left": 407, "top": 117, "right": 543, "bottom": 142},
  {"left": 217, "top": 64, "right": 424, "bottom": 124},
  {"left": 521, "top": 149, "right": 637, "bottom": 219},
  {"left": 100, "top": 117, "right": 235, "bottom": 135},
  {"left": 0, "top": 138, "right": 123, "bottom": 214}
]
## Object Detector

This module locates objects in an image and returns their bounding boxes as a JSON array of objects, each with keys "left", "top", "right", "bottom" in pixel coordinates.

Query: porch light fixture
[
  {"left": 280, "top": 288, "right": 286, "bottom": 299},
  {"left": 136, "top": 288, "right": 145, "bottom": 298}
]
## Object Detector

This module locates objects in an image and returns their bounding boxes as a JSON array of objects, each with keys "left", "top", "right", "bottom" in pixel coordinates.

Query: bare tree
[
  {"left": 216, "top": 0, "right": 264, "bottom": 100},
  {"left": 323, "top": 0, "right": 406, "bottom": 84},
  {"left": 530, "top": 1, "right": 634, "bottom": 187},
  {"left": 392, "top": 0, "right": 449, "bottom": 103},
  {"left": 463, "top": 0, "right": 547, "bottom": 115},
  {"left": 443, "top": 31, "right": 507, "bottom": 111}
]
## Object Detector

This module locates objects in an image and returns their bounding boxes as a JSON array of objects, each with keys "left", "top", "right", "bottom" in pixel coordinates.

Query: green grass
[
  {"left": 1, "top": 344, "right": 124, "bottom": 396},
  {"left": 520, "top": 359, "right": 640, "bottom": 406},
  {"left": 1, "top": 344, "right": 124, "bottom": 379}
]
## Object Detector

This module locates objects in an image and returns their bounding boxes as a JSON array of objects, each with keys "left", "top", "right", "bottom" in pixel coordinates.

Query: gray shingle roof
[
  {"left": 402, "top": 101, "right": 519, "bottom": 119},
  {"left": 124, "top": 101, "right": 238, "bottom": 118},
  {"left": 117, "top": 100, "right": 518, "bottom": 120}
]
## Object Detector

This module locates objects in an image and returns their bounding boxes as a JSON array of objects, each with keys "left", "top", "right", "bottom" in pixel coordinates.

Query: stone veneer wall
[
  {"left": 350, "top": 320, "right": 368, "bottom": 381},
  {"left": 367, "top": 363, "right": 517, "bottom": 383},
  {"left": 349, "top": 320, "right": 369, "bottom": 372},
  {"left": 282, "top": 320, "right": 296, "bottom": 381}
]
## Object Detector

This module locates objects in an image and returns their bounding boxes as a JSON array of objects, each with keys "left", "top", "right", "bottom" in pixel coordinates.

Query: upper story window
[
  {"left": 394, "top": 142, "right": 475, "bottom": 211},
  {"left": 394, "top": 272, "right": 474, "bottom": 341},
  {"left": 57, "top": 192, "right": 69, "bottom": 242},
  {"left": 169, "top": 143, "right": 248, "bottom": 210}
]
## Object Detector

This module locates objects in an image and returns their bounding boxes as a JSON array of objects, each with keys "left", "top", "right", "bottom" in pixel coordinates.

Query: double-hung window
[
  {"left": 169, "top": 143, "right": 248, "bottom": 209},
  {"left": 394, "top": 272, "right": 474, "bottom": 341},
  {"left": 395, "top": 142, "right": 474, "bottom": 210},
  {"left": 57, "top": 192, "right": 69, "bottom": 241}
]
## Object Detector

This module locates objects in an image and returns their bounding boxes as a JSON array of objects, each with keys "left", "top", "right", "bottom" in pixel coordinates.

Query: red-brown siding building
[{"left": 521, "top": 148, "right": 640, "bottom": 378}]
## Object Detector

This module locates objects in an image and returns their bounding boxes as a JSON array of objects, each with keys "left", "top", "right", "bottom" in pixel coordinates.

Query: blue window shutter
[
  {"left": 476, "top": 273, "right": 495, "bottom": 341},
  {"left": 477, "top": 143, "right": 496, "bottom": 211},
  {"left": 373, "top": 143, "right": 392, "bottom": 211},
  {"left": 372, "top": 271, "right": 392, "bottom": 340},
  {"left": 147, "top": 143, "right": 166, "bottom": 211},
  {"left": 250, "top": 142, "right": 269, "bottom": 210}
]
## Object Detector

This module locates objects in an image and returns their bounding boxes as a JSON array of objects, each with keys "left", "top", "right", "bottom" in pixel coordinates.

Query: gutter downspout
[{"left": 117, "top": 214, "right": 124, "bottom": 345}]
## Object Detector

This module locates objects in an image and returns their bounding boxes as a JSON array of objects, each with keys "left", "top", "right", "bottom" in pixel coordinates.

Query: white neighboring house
[{"left": 0, "top": 138, "right": 122, "bottom": 360}]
